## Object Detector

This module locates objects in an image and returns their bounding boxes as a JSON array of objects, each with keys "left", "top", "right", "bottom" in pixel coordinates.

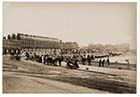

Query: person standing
[
  {"left": 43, "top": 55, "right": 46, "bottom": 65},
  {"left": 107, "top": 57, "right": 110, "bottom": 66},
  {"left": 102, "top": 59, "right": 105, "bottom": 67},
  {"left": 99, "top": 59, "right": 102, "bottom": 67},
  {"left": 58, "top": 55, "right": 63, "bottom": 66},
  {"left": 87, "top": 55, "right": 91, "bottom": 65},
  {"left": 25, "top": 52, "right": 29, "bottom": 60}
]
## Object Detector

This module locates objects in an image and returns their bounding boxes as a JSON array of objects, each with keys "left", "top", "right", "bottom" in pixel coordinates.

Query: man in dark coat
[
  {"left": 107, "top": 57, "right": 110, "bottom": 65},
  {"left": 102, "top": 59, "right": 105, "bottom": 67},
  {"left": 87, "top": 55, "right": 91, "bottom": 65},
  {"left": 99, "top": 59, "right": 102, "bottom": 67}
]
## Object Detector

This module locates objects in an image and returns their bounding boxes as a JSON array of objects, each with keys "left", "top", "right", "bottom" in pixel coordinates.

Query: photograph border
[{"left": 0, "top": 0, "right": 139, "bottom": 97}]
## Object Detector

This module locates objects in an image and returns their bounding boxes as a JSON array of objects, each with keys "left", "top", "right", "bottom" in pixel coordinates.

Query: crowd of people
[
  {"left": 7, "top": 49, "right": 111, "bottom": 69},
  {"left": 24, "top": 52, "right": 99, "bottom": 69},
  {"left": 25, "top": 52, "right": 81, "bottom": 69},
  {"left": 25, "top": 51, "right": 111, "bottom": 68}
]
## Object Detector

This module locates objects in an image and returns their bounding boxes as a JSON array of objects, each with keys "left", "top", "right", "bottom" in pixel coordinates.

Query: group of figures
[
  {"left": 8, "top": 49, "right": 111, "bottom": 69},
  {"left": 81, "top": 54, "right": 95, "bottom": 65},
  {"left": 25, "top": 52, "right": 81, "bottom": 69},
  {"left": 25, "top": 52, "right": 98, "bottom": 69},
  {"left": 98, "top": 58, "right": 110, "bottom": 67}
]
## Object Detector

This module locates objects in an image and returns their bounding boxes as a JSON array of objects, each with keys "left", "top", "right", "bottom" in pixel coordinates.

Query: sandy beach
[{"left": 3, "top": 56, "right": 136, "bottom": 93}]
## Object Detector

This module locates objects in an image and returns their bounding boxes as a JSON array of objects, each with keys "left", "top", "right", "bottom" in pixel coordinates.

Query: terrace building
[{"left": 3, "top": 33, "right": 62, "bottom": 55}]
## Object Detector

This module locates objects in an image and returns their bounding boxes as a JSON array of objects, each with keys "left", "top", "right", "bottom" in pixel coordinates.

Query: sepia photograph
[{"left": 2, "top": 2, "right": 137, "bottom": 93}]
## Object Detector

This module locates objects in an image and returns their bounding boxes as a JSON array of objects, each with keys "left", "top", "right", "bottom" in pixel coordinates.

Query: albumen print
[{"left": 3, "top": 2, "right": 137, "bottom": 93}]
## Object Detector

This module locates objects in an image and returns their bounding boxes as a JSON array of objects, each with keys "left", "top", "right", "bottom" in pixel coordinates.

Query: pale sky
[{"left": 3, "top": 2, "right": 136, "bottom": 49}]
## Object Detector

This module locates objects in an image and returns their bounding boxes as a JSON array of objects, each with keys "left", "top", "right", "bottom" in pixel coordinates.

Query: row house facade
[{"left": 3, "top": 33, "right": 62, "bottom": 55}]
